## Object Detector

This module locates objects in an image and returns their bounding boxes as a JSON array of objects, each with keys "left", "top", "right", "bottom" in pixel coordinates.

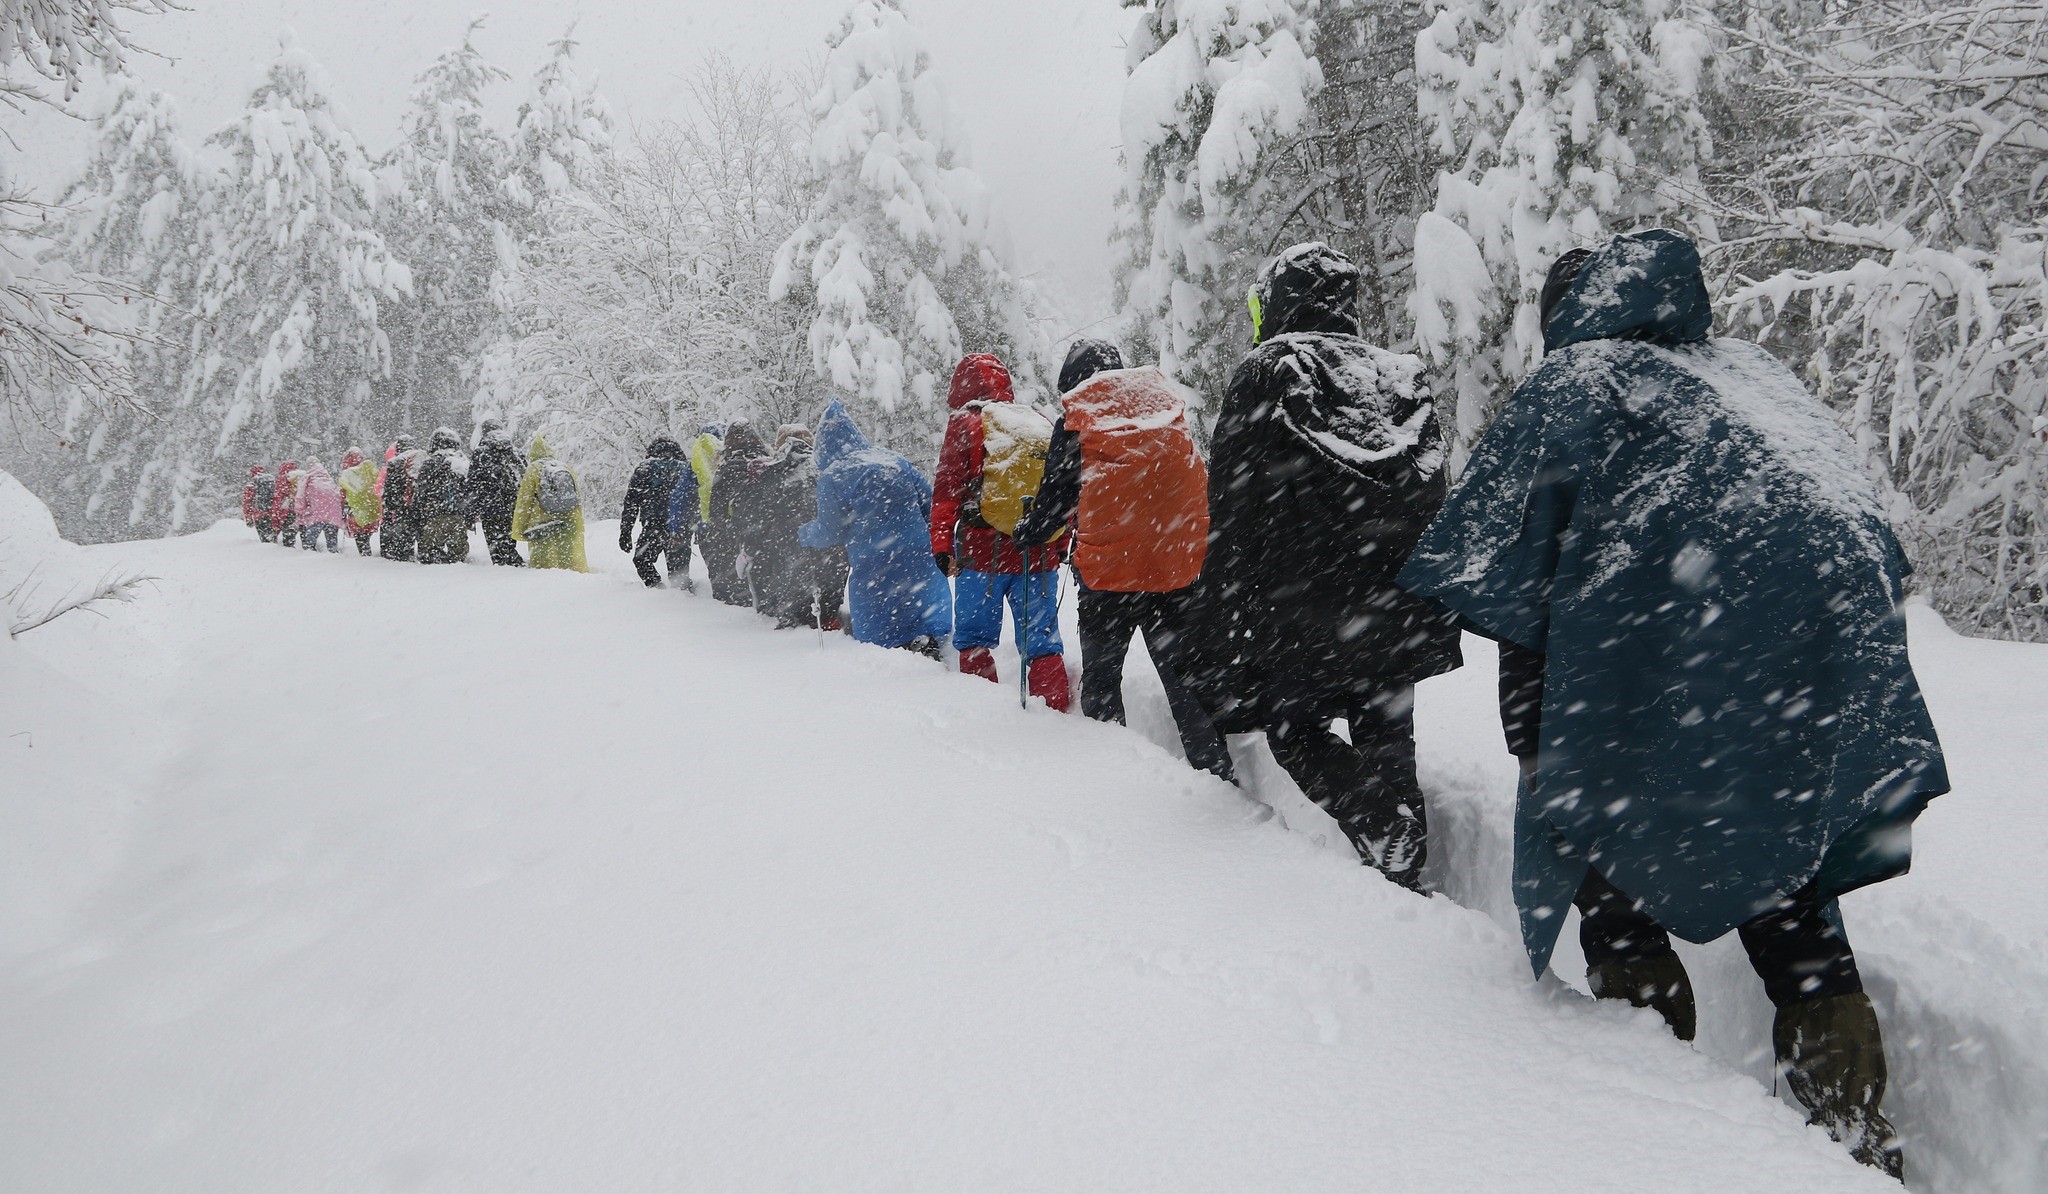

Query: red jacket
[
  {"left": 268, "top": 460, "right": 298, "bottom": 529},
  {"left": 930, "top": 355, "right": 1060, "bottom": 574},
  {"left": 241, "top": 466, "right": 267, "bottom": 525}
]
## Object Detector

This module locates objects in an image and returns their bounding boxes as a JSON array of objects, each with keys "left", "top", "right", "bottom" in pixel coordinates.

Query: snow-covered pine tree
[
  {"left": 379, "top": 19, "right": 515, "bottom": 437},
  {"left": 1113, "top": 0, "right": 1323, "bottom": 421},
  {"left": 476, "top": 24, "right": 616, "bottom": 431},
  {"left": 1713, "top": 0, "right": 2048, "bottom": 639},
  {"left": 168, "top": 44, "right": 410, "bottom": 530},
  {"left": 772, "top": 0, "right": 1049, "bottom": 462},
  {"left": 0, "top": 0, "right": 171, "bottom": 436},
  {"left": 1411, "top": 0, "right": 1717, "bottom": 450},
  {"left": 40, "top": 78, "right": 203, "bottom": 540}
]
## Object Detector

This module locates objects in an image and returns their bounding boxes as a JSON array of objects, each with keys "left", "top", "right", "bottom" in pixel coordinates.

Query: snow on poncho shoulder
[{"left": 1266, "top": 333, "right": 1444, "bottom": 481}]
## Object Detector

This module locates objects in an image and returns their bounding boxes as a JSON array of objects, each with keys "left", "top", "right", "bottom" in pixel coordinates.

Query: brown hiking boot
[
  {"left": 1774, "top": 992, "right": 1905, "bottom": 1181},
  {"left": 1587, "top": 949, "right": 1697, "bottom": 1042}
]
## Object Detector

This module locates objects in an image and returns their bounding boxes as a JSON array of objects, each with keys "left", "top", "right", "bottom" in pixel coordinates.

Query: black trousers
[
  {"left": 698, "top": 521, "right": 745, "bottom": 605},
  {"left": 352, "top": 530, "right": 374, "bottom": 556},
  {"left": 632, "top": 523, "right": 688, "bottom": 587},
  {"left": 1575, "top": 867, "right": 1863, "bottom": 1007},
  {"left": 480, "top": 510, "right": 523, "bottom": 566},
  {"left": 1266, "top": 687, "right": 1425, "bottom": 870},
  {"left": 1076, "top": 587, "right": 1234, "bottom": 782},
  {"left": 380, "top": 516, "right": 417, "bottom": 562}
]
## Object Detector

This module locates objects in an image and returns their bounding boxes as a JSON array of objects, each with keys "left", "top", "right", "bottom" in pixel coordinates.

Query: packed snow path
[{"left": 4, "top": 519, "right": 2044, "bottom": 1191}]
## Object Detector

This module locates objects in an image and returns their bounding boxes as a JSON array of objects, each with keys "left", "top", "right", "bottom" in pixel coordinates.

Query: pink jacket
[{"left": 294, "top": 463, "right": 347, "bottom": 527}]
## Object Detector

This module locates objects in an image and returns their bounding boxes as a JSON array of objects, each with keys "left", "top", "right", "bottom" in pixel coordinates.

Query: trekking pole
[
  {"left": 1018, "top": 497, "right": 1034, "bottom": 711},
  {"left": 814, "top": 583, "right": 824, "bottom": 649}
]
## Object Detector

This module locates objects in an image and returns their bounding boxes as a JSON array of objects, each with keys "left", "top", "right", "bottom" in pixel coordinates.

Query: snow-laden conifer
[
  {"left": 772, "top": 0, "right": 1048, "bottom": 461},
  {"left": 1411, "top": 0, "right": 1716, "bottom": 449}
]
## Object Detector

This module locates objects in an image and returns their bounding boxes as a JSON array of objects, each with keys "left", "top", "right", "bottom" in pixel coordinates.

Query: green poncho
[{"left": 1399, "top": 231, "right": 1949, "bottom": 973}]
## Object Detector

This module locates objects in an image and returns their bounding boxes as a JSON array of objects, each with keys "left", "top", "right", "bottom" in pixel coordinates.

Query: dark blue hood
[{"left": 1543, "top": 230, "right": 1713, "bottom": 353}]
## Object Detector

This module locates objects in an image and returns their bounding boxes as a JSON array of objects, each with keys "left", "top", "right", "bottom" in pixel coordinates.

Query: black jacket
[
  {"left": 469, "top": 437, "right": 526, "bottom": 522},
  {"left": 731, "top": 437, "right": 848, "bottom": 626},
  {"left": 1186, "top": 243, "right": 1462, "bottom": 732},
  {"left": 620, "top": 436, "right": 691, "bottom": 537}
]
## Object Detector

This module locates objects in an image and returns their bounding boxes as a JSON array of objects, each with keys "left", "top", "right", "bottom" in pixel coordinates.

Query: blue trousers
[{"left": 953, "top": 569, "right": 1064, "bottom": 657}]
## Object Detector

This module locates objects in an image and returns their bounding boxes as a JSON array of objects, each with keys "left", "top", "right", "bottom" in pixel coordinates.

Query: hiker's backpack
[
  {"left": 1064, "top": 366, "right": 1208, "bottom": 592},
  {"left": 416, "top": 454, "right": 466, "bottom": 515},
  {"left": 976, "top": 403, "right": 1053, "bottom": 536},
  {"left": 537, "top": 459, "right": 581, "bottom": 516},
  {"left": 251, "top": 474, "right": 276, "bottom": 510}
]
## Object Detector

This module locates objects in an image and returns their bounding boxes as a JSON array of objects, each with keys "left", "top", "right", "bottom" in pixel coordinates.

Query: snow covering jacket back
[
  {"left": 1397, "top": 230, "right": 1950, "bottom": 974},
  {"left": 293, "top": 462, "right": 346, "bottom": 527},
  {"left": 1186, "top": 243, "right": 1462, "bottom": 734},
  {"left": 930, "top": 355, "right": 1062, "bottom": 574},
  {"left": 799, "top": 401, "right": 953, "bottom": 647},
  {"left": 468, "top": 433, "right": 526, "bottom": 523},
  {"left": 511, "top": 436, "right": 588, "bottom": 572}
]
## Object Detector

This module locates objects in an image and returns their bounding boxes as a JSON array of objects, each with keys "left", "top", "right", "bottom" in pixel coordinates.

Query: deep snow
[{"left": 2, "top": 501, "right": 2042, "bottom": 1191}]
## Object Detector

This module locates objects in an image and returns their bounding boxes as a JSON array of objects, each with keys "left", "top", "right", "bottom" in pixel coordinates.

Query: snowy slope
[{"left": 0, "top": 510, "right": 2036, "bottom": 1191}]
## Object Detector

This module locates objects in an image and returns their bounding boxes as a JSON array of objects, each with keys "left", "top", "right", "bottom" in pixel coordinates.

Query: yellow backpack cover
[{"left": 977, "top": 402, "right": 1053, "bottom": 536}]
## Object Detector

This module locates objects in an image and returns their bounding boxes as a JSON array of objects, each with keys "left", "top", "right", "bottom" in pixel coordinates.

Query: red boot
[
  {"left": 958, "top": 647, "right": 999, "bottom": 683},
  {"left": 1027, "top": 654, "right": 1073, "bottom": 713}
]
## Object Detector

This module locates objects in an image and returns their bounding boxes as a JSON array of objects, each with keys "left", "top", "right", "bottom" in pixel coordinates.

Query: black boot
[
  {"left": 1340, "top": 802, "right": 1428, "bottom": 893},
  {"left": 1587, "top": 948, "right": 1698, "bottom": 1042},
  {"left": 1775, "top": 992, "right": 1904, "bottom": 1180}
]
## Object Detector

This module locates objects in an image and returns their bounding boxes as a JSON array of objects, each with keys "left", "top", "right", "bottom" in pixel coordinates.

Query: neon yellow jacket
[
  {"left": 688, "top": 433, "right": 721, "bottom": 523},
  {"left": 510, "top": 435, "right": 589, "bottom": 572}
]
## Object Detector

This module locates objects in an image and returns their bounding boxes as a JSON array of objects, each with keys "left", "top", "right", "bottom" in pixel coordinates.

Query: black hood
[
  {"left": 724, "top": 421, "right": 768, "bottom": 462},
  {"left": 648, "top": 435, "right": 684, "bottom": 461},
  {"left": 1058, "top": 339, "right": 1125, "bottom": 394},
  {"left": 430, "top": 427, "right": 462, "bottom": 451},
  {"left": 1256, "top": 242, "right": 1361, "bottom": 339}
]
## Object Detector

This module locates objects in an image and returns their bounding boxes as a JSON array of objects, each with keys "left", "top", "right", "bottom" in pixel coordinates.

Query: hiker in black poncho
[{"left": 1185, "top": 242, "right": 1463, "bottom": 891}]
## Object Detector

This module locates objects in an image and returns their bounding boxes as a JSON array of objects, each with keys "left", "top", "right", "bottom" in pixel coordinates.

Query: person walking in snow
[
  {"left": 378, "top": 435, "right": 425, "bottom": 562},
  {"left": 1015, "top": 341, "right": 1233, "bottom": 781},
  {"left": 511, "top": 435, "right": 589, "bottom": 572},
  {"left": 800, "top": 401, "right": 952, "bottom": 657},
  {"left": 269, "top": 459, "right": 301, "bottom": 548},
  {"left": 338, "top": 448, "right": 381, "bottom": 556},
  {"left": 675, "top": 423, "right": 746, "bottom": 605},
  {"left": 1184, "top": 243, "right": 1462, "bottom": 892},
  {"left": 1398, "top": 231, "right": 1950, "bottom": 1179},
  {"left": 469, "top": 419, "right": 527, "bottom": 567},
  {"left": 730, "top": 425, "right": 848, "bottom": 631},
  {"left": 243, "top": 466, "right": 277, "bottom": 542},
  {"left": 706, "top": 420, "right": 771, "bottom": 606},
  {"left": 413, "top": 428, "right": 474, "bottom": 565},
  {"left": 930, "top": 354, "right": 1072, "bottom": 710},
  {"left": 293, "top": 459, "right": 347, "bottom": 553},
  {"left": 619, "top": 435, "right": 695, "bottom": 588}
]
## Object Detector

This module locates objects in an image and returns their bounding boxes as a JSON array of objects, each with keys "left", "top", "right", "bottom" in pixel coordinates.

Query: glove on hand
[{"left": 934, "top": 553, "right": 959, "bottom": 578}]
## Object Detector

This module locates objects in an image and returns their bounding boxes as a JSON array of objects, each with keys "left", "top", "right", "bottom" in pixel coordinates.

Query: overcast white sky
[{"left": 20, "top": 0, "right": 1134, "bottom": 323}]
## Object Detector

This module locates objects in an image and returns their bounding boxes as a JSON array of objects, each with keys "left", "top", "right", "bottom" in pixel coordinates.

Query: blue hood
[
  {"left": 1543, "top": 230, "right": 1713, "bottom": 353},
  {"left": 814, "top": 401, "right": 871, "bottom": 471}
]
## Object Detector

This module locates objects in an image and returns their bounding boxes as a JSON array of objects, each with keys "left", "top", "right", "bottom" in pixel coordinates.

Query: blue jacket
[
  {"left": 1398, "top": 230, "right": 1949, "bottom": 974},
  {"left": 799, "top": 402, "right": 953, "bottom": 647}
]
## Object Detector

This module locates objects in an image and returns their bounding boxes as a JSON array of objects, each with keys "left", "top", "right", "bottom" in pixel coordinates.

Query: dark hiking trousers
[
  {"left": 1266, "top": 686, "right": 1426, "bottom": 875},
  {"left": 632, "top": 523, "right": 688, "bottom": 588},
  {"left": 352, "top": 530, "right": 374, "bottom": 556},
  {"left": 481, "top": 512, "right": 523, "bottom": 566},
  {"left": 381, "top": 515, "right": 418, "bottom": 562},
  {"left": 1575, "top": 867, "right": 1863, "bottom": 1007},
  {"left": 1077, "top": 587, "right": 1234, "bottom": 782}
]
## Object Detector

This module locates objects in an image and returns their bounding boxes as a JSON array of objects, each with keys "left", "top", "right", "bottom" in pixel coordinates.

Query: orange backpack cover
[{"left": 1063, "top": 366, "right": 1209, "bottom": 593}]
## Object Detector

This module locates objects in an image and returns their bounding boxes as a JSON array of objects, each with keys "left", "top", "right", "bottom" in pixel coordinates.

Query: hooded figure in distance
[
  {"left": 469, "top": 419, "right": 527, "bottom": 566},
  {"left": 413, "top": 427, "right": 474, "bottom": 564},
  {"left": 730, "top": 424, "right": 847, "bottom": 630},
  {"left": 243, "top": 466, "right": 277, "bottom": 541},
  {"left": 620, "top": 435, "right": 695, "bottom": 588},
  {"left": 511, "top": 435, "right": 588, "bottom": 572},
  {"left": 292, "top": 459, "right": 347, "bottom": 553},
  {"left": 378, "top": 435, "right": 424, "bottom": 562},
  {"left": 338, "top": 448, "right": 381, "bottom": 555},
  {"left": 1185, "top": 242, "right": 1463, "bottom": 890},
  {"left": 800, "top": 401, "right": 951, "bottom": 655},
  {"left": 1399, "top": 230, "right": 1949, "bottom": 1178},
  {"left": 675, "top": 423, "right": 745, "bottom": 605}
]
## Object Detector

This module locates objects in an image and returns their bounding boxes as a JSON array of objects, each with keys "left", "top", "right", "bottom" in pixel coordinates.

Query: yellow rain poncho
[{"left": 510, "top": 435, "right": 589, "bottom": 572}]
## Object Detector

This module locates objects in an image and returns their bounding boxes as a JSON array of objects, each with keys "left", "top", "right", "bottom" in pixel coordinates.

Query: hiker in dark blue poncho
[
  {"left": 799, "top": 401, "right": 952, "bottom": 657},
  {"left": 1399, "top": 230, "right": 1948, "bottom": 1179}
]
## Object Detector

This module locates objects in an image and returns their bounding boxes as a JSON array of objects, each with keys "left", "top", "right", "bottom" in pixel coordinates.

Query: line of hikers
[
  {"left": 242, "top": 424, "right": 590, "bottom": 571},
  {"left": 238, "top": 232, "right": 1945, "bottom": 1181}
]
